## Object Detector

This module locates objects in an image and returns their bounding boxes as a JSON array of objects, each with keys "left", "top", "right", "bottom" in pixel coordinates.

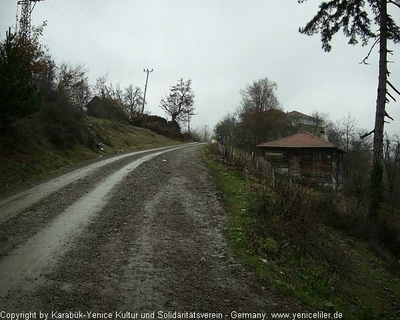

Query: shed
[{"left": 257, "top": 132, "right": 345, "bottom": 188}]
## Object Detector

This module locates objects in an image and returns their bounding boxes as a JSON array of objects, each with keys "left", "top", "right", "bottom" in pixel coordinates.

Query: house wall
[
  {"left": 264, "top": 152, "right": 289, "bottom": 173},
  {"left": 262, "top": 149, "right": 343, "bottom": 187},
  {"left": 300, "top": 152, "right": 332, "bottom": 184}
]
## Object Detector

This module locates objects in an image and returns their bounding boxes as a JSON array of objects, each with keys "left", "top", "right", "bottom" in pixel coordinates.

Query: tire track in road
[
  {"left": 0, "top": 144, "right": 187, "bottom": 224},
  {"left": 32, "top": 148, "right": 189, "bottom": 312},
  {"left": 0, "top": 144, "right": 191, "bottom": 304},
  {"left": 0, "top": 145, "right": 190, "bottom": 260},
  {"left": 1, "top": 144, "right": 299, "bottom": 315}
]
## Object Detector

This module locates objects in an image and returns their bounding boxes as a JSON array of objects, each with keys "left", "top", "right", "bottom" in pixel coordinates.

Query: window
[{"left": 313, "top": 153, "right": 322, "bottom": 161}]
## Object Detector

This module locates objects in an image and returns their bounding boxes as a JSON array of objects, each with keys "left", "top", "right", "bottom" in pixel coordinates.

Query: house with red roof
[{"left": 257, "top": 131, "right": 345, "bottom": 188}]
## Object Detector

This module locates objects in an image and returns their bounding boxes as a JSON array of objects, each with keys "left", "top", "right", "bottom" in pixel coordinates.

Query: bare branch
[
  {"left": 386, "top": 90, "right": 397, "bottom": 102},
  {"left": 388, "top": 80, "right": 400, "bottom": 96},
  {"left": 360, "top": 38, "right": 379, "bottom": 65},
  {"left": 360, "top": 129, "right": 374, "bottom": 139},
  {"left": 385, "top": 111, "right": 395, "bottom": 121},
  {"left": 388, "top": 0, "right": 400, "bottom": 10}
]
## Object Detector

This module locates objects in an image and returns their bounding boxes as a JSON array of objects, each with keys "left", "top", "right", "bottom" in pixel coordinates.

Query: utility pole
[
  {"left": 187, "top": 111, "right": 197, "bottom": 133},
  {"left": 203, "top": 124, "right": 209, "bottom": 142},
  {"left": 142, "top": 68, "right": 153, "bottom": 114},
  {"left": 17, "top": 0, "right": 43, "bottom": 43}
]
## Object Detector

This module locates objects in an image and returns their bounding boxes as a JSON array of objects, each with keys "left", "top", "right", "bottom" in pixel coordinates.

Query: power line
[
  {"left": 88, "top": 0, "right": 109, "bottom": 21},
  {"left": 45, "top": 1, "right": 135, "bottom": 81}
]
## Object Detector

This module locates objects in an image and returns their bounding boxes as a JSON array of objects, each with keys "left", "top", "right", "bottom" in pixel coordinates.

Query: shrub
[
  {"left": 379, "top": 204, "right": 400, "bottom": 255},
  {"left": 41, "top": 95, "right": 95, "bottom": 149},
  {"left": 129, "top": 114, "right": 183, "bottom": 140},
  {"left": 245, "top": 178, "right": 320, "bottom": 259},
  {"left": 86, "top": 97, "right": 129, "bottom": 123}
]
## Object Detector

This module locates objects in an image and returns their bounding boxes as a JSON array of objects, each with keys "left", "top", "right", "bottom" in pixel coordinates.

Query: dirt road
[{"left": 0, "top": 144, "right": 297, "bottom": 318}]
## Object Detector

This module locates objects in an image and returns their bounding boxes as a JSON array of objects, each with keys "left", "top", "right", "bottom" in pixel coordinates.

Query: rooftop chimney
[{"left": 320, "top": 130, "right": 328, "bottom": 142}]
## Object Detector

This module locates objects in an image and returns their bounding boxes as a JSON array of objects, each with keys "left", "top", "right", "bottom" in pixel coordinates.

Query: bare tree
[
  {"left": 236, "top": 77, "right": 285, "bottom": 149},
  {"left": 239, "top": 77, "right": 280, "bottom": 114},
  {"left": 341, "top": 113, "right": 358, "bottom": 151},
  {"left": 112, "top": 84, "right": 124, "bottom": 106},
  {"left": 329, "top": 113, "right": 358, "bottom": 151},
  {"left": 123, "top": 85, "right": 143, "bottom": 117},
  {"left": 160, "top": 78, "right": 195, "bottom": 125},
  {"left": 57, "top": 63, "right": 91, "bottom": 111},
  {"left": 93, "top": 74, "right": 113, "bottom": 100}
]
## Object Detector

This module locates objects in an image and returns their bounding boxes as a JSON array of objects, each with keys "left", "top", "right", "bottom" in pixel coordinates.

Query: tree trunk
[{"left": 368, "top": 0, "right": 388, "bottom": 236}]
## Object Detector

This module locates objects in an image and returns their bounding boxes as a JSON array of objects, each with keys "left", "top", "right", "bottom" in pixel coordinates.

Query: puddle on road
[{"left": 0, "top": 146, "right": 189, "bottom": 298}]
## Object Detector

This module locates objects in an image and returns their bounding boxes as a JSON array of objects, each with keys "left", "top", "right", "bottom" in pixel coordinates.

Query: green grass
[
  {"left": 202, "top": 147, "right": 400, "bottom": 320},
  {"left": 0, "top": 115, "right": 180, "bottom": 195}
]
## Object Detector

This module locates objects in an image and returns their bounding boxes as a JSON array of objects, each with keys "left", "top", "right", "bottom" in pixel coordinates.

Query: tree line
[{"left": 0, "top": 24, "right": 196, "bottom": 143}]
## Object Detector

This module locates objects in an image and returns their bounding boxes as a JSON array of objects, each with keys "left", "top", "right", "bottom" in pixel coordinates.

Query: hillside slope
[{"left": 0, "top": 115, "right": 180, "bottom": 196}]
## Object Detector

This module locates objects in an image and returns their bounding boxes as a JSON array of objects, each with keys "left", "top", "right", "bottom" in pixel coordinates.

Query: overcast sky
[{"left": 1, "top": 0, "right": 400, "bottom": 136}]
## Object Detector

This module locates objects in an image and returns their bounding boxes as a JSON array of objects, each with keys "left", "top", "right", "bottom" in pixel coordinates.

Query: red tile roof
[{"left": 257, "top": 132, "right": 339, "bottom": 149}]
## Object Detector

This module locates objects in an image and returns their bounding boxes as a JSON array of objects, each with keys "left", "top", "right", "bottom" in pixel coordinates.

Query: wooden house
[{"left": 257, "top": 131, "right": 345, "bottom": 188}]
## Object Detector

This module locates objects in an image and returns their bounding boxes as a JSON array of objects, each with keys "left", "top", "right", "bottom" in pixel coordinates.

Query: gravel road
[{"left": 0, "top": 144, "right": 299, "bottom": 319}]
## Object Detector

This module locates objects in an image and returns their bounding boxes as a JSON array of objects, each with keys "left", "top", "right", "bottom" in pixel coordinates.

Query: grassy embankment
[
  {"left": 0, "top": 115, "right": 180, "bottom": 195},
  {"left": 202, "top": 147, "right": 400, "bottom": 320}
]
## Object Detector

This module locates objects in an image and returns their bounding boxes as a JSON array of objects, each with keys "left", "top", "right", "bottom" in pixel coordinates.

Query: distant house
[
  {"left": 287, "top": 110, "right": 320, "bottom": 126},
  {"left": 257, "top": 131, "right": 345, "bottom": 188}
]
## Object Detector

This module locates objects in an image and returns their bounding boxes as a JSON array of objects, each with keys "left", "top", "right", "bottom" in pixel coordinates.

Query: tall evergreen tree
[
  {"left": 299, "top": 0, "right": 400, "bottom": 235},
  {"left": 0, "top": 29, "right": 41, "bottom": 131}
]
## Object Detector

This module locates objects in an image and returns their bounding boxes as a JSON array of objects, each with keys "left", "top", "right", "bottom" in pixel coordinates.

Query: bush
[
  {"left": 182, "top": 131, "right": 202, "bottom": 142},
  {"left": 245, "top": 178, "right": 320, "bottom": 259},
  {"left": 86, "top": 97, "right": 129, "bottom": 123},
  {"left": 379, "top": 204, "right": 400, "bottom": 255},
  {"left": 41, "top": 95, "right": 95, "bottom": 149},
  {"left": 129, "top": 114, "right": 183, "bottom": 140}
]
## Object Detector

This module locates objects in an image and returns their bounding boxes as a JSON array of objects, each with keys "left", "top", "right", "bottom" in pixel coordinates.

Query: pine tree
[
  {"left": 0, "top": 29, "right": 41, "bottom": 131},
  {"left": 299, "top": 0, "right": 400, "bottom": 235}
]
